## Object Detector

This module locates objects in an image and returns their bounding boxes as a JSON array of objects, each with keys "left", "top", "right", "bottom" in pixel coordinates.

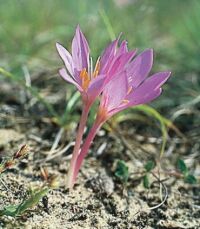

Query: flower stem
[
  {"left": 67, "top": 103, "right": 90, "bottom": 189},
  {"left": 72, "top": 120, "right": 103, "bottom": 185}
]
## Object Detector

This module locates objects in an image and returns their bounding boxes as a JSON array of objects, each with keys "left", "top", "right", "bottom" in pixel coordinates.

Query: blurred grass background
[{"left": 0, "top": 0, "right": 199, "bottom": 129}]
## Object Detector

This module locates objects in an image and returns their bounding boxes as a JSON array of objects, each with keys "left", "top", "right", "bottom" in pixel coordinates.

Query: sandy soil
[{"left": 0, "top": 75, "right": 199, "bottom": 229}]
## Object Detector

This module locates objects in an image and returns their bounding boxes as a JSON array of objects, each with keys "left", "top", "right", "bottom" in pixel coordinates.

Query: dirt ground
[{"left": 0, "top": 74, "right": 199, "bottom": 229}]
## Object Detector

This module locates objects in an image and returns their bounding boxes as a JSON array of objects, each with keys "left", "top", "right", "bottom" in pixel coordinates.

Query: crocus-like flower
[
  {"left": 56, "top": 28, "right": 136, "bottom": 107},
  {"left": 72, "top": 49, "right": 171, "bottom": 186},
  {"left": 97, "top": 49, "right": 171, "bottom": 123},
  {"left": 56, "top": 26, "right": 105, "bottom": 108},
  {"left": 57, "top": 26, "right": 137, "bottom": 189}
]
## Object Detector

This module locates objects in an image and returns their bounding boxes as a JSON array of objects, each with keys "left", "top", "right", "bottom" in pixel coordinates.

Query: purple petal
[
  {"left": 129, "top": 88, "right": 162, "bottom": 107},
  {"left": 103, "top": 71, "right": 128, "bottom": 111},
  {"left": 108, "top": 49, "right": 137, "bottom": 76},
  {"left": 87, "top": 75, "right": 106, "bottom": 103},
  {"left": 56, "top": 43, "right": 74, "bottom": 76},
  {"left": 115, "top": 40, "right": 128, "bottom": 57},
  {"left": 127, "top": 49, "right": 153, "bottom": 88},
  {"left": 72, "top": 25, "right": 89, "bottom": 71},
  {"left": 127, "top": 71, "right": 171, "bottom": 106},
  {"left": 100, "top": 39, "right": 118, "bottom": 74},
  {"left": 59, "top": 68, "right": 83, "bottom": 92}
]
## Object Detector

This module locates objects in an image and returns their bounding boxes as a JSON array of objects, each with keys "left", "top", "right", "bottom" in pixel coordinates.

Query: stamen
[
  {"left": 90, "top": 57, "right": 93, "bottom": 79},
  {"left": 80, "top": 68, "right": 90, "bottom": 90},
  {"left": 82, "top": 77, "right": 90, "bottom": 91},
  {"left": 80, "top": 68, "right": 87, "bottom": 79},
  {"left": 79, "top": 57, "right": 101, "bottom": 91},
  {"left": 93, "top": 57, "right": 100, "bottom": 78}
]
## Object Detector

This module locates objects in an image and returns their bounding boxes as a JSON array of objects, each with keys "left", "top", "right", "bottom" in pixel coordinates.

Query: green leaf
[
  {"left": 114, "top": 160, "right": 129, "bottom": 183},
  {"left": 0, "top": 187, "right": 49, "bottom": 217},
  {"left": 177, "top": 159, "right": 188, "bottom": 175},
  {"left": 16, "top": 188, "right": 49, "bottom": 215},
  {"left": 0, "top": 205, "right": 19, "bottom": 217},
  {"left": 144, "top": 160, "right": 156, "bottom": 172},
  {"left": 113, "top": 104, "right": 173, "bottom": 158},
  {"left": 184, "top": 174, "right": 197, "bottom": 184},
  {"left": 132, "top": 105, "right": 169, "bottom": 157},
  {"left": 143, "top": 175, "right": 150, "bottom": 189},
  {"left": 99, "top": 8, "right": 116, "bottom": 40}
]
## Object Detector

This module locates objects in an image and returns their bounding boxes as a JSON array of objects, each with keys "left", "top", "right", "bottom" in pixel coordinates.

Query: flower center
[
  {"left": 80, "top": 68, "right": 90, "bottom": 91},
  {"left": 79, "top": 58, "right": 101, "bottom": 91}
]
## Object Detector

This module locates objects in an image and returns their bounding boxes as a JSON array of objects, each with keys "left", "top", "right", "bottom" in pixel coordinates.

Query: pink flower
[
  {"left": 56, "top": 26, "right": 105, "bottom": 107},
  {"left": 72, "top": 49, "right": 171, "bottom": 187},
  {"left": 56, "top": 25, "right": 171, "bottom": 189},
  {"left": 100, "top": 38, "right": 137, "bottom": 77},
  {"left": 56, "top": 26, "right": 136, "bottom": 189},
  {"left": 96, "top": 49, "right": 171, "bottom": 123},
  {"left": 56, "top": 27, "right": 136, "bottom": 107}
]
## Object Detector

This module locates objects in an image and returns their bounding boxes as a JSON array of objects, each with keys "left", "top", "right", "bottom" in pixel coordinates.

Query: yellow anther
[
  {"left": 93, "top": 59, "right": 100, "bottom": 78},
  {"left": 80, "top": 58, "right": 101, "bottom": 91},
  {"left": 82, "top": 77, "right": 90, "bottom": 91},
  {"left": 80, "top": 68, "right": 90, "bottom": 91},
  {"left": 80, "top": 68, "right": 87, "bottom": 79}
]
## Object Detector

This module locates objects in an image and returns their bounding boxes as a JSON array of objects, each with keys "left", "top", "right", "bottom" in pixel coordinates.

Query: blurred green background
[{"left": 0, "top": 0, "right": 199, "bottom": 128}]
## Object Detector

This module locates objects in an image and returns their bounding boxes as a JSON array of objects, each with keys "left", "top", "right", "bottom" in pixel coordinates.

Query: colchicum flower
[
  {"left": 56, "top": 25, "right": 171, "bottom": 189},
  {"left": 56, "top": 26, "right": 104, "bottom": 108},
  {"left": 56, "top": 26, "right": 136, "bottom": 107},
  {"left": 57, "top": 26, "right": 137, "bottom": 189},
  {"left": 97, "top": 49, "right": 171, "bottom": 123},
  {"left": 73, "top": 50, "right": 171, "bottom": 186}
]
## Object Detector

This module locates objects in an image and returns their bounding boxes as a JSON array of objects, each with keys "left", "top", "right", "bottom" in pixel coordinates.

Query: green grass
[
  {"left": 0, "top": 0, "right": 193, "bottom": 70},
  {"left": 0, "top": 0, "right": 199, "bottom": 135}
]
